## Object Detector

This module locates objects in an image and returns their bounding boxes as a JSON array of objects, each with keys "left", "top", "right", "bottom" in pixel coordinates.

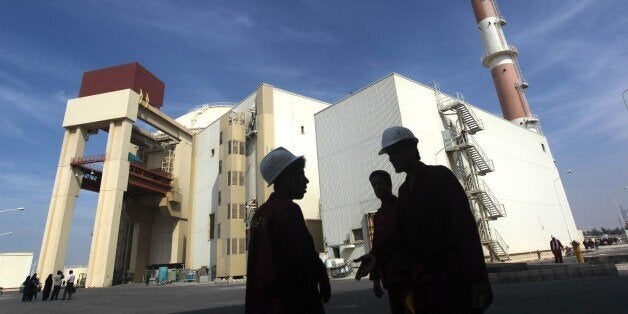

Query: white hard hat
[
  {"left": 260, "top": 147, "right": 303, "bottom": 186},
  {"left": 379, "top": 126, "right": 418, "bottom": 155}
]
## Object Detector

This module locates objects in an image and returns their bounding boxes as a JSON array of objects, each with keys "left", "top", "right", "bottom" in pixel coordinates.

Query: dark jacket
[
  {"left": 373, "top": 162, "right": 490, "bottom": 308},
  {"left": 42, "top": 276, "right": 53, "bottom": 299},
  {"left": 369, "top": 196, "right": 410, "bottom": 288},
  {"left": 245, "top": 192, "right": 328, "bottom": 314}
]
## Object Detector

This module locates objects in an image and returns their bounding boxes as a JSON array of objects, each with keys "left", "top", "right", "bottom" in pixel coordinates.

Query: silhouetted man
[
  {"left": 245, "top": 147, "right": 331, "bottom": 313},
  {"left": 550, "top": 236, "right": 564, "bottom": 263},
  {"left": 356, "top": 126, "right": 492, "bottom": 313},
  {"left": 367, "top": 170, "right": 409, "bottom": 313}
]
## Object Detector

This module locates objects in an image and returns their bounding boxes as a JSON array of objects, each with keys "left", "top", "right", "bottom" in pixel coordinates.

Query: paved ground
[{"left": 2, "top": 275, "right": 628, "bottom": 313}]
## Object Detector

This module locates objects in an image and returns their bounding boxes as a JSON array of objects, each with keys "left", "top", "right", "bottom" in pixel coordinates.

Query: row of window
[
  {"left": 226, "top": 238, "right": 247, "bottom": 255},
  {"left": 227, "top": 171, "right": 245, "bottom": 186}
]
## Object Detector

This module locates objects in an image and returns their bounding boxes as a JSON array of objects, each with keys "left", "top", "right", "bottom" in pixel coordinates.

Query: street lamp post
[
  {"left": 553, "top": 171, "right": 573, "bottom": 242},
  {"left": 0, "top": 207, "right": 25, "bottom": 213},
  {"left": 612, "top": 186, "right": 628, "bottom": 238}
]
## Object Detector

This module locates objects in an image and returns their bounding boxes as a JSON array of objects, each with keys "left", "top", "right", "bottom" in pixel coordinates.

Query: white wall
[
  {"left": 272, "top": 89, "right": 329, "bottom": 220},
  {"left": 0, "top": 253, "right": 33, "bottom": 289},
  {"left": 316, "top": 73, "right": 579, "bottom": 260},
  {"left": 315, "top": 75, "right": 404, "bottom": 261},
  {"left": 470, "top": 106, "right": 578, "bottom": 252},
  {"left": 190, "top": 121, "right": 221, "bottom": 269}
]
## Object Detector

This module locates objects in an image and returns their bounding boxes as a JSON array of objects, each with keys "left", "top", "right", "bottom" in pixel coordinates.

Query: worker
[
  {"left": 367, "top": 170, "right": 410, "bottom": 313},
  {"left": 355, "top": 126, "right": 493, "bottom": 313},
  {"left": 550, "top": 236, "right": 564, "bottom": 263},
  {"left": 245, "top": 147, "right": 331, "bottom": 314}
]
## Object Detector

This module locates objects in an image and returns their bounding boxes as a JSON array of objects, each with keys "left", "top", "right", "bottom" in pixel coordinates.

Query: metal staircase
[
  {"left": 438, "top": 97, "right": 484, "bottom": 134},
  {"left": 434, "top": 82, "right": 509, "bottom": 261},
  {"left": 444, "top": 131, "right": 494, "bottom": 175},
  {"left": 465, "top": 177, "right": 506, "bottom": 220}
]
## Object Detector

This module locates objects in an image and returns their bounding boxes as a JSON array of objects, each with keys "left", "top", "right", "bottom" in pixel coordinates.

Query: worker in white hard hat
[
  {"left": 355, "top": 126, "right": 493, "bottom": 313},
  {"left": 245, "top": 147, "right": 331, "bottom": 314}
]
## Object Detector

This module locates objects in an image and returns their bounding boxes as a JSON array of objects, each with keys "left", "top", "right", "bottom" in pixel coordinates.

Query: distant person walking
[
  {"left": 30, "top": 273, "right": 40, "bottom": 300},
  {"left": 245, "top": 147, "right": 331, "bottom": 314},
  {"left": 42, "top": 274, "right": 53, "bottom": 301},
  {"left": 367, "top": 170, "right": 409, "bottom": 313},
  {"left": 62, "top": 270, "right": 76, "bottom": 299},
  {"left": 550, "top": 236, "right": 564, "bottom": 263},
  {"left": 21, "top": 276, "right": 35, "bottom": 302},
  {"left": 50, "top": 271, "right": 63, "bottom": 300}
]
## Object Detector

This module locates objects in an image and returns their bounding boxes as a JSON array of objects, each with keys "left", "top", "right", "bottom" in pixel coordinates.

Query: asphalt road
[{"left": 1, "top": 276, "right": 628, "bottom": 313}]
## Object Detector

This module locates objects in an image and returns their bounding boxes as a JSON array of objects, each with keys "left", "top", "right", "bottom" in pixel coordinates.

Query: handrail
[
  {"left": 491, "top": 228, "right": 509, "bottom": 252},
  {"left": 478, "top": 181, "right": 506, "bottom": 217}
]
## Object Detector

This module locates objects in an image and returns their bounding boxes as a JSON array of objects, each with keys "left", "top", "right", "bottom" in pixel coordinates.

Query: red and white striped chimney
[{"left": 471, "top": 0, "right": 538, "bottom": 131}]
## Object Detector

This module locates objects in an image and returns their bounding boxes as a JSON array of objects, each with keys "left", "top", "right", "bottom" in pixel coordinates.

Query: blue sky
[{"left": 0, "top": 0, "right": 626, "bottom": 266}]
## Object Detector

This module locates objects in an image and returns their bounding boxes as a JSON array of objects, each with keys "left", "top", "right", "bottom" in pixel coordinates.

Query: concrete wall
[
  {"left": 315, "top": 75, "right": 404, "bottom": 261},
  {"left": 0, "top": 253, "right": 33, "bottom": 289},
  {"left": 190, "top": 121, "right": 221, "bottom": 269},
  {"left": 272, "top": 88, "right": 329, "bottom": 219}
]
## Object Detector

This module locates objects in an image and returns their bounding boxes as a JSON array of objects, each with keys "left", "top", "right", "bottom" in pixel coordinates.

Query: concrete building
[
  {"left": 0, "top": 252, "right": 33, "bottom": 289},
  {"left": 182, "top": 84, "right": 328, "bottom": 278},
  {"left": 315, "top": 74, "right": 578, "bottom": 262},
  {"left": 38, "top": 63, "right": 328, "bottom": 287}
]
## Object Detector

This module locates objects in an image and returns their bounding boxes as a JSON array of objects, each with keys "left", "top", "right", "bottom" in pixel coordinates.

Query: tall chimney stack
[{"left": 471, "top": 0, "right": 539, "bottom": 132}]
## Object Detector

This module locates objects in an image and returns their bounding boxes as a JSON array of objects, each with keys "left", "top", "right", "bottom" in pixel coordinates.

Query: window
[
  {"left": 226, "top": 238, "right": 230, "bottom": 255},
  {"left": 211, "top": 148, "right": 215, "bottom": 157},
  {"left": 209, "top": 214, "right": 215, "bottom": 240},
  {"left": 231, "top": 171, "right": 238, "bottom": 186},
  {"left": 239, "top": 204, "right": 245, "bottom": 219},
  {"left": 227, "top": 171, "right": 231, "bottom": 185},
  {"left": 228, "top": 140, "right": 232, "bottom": 154},
  {"left": 239, "top": 238, "right": 246, "bottom": 254},
  {"left": 231, "top": 141, "right": 238, "bottom": 155},
  {"left": 232, "top": 205, "right": 238, "bottom": 219},
  {"left": 218, "top": 191, "right": 221, "bottom": 205},
  {"left": 352, "top": 228, "right": 364, "bottom": 242},
  {"left": 219, "top": 160, "right": 222, "bottom": 174},
  {"left": 227, "top": 204, "right": 231, "bottom": 220},
  {"left": 232, "top": 238, "right": 238, "bottom": 255},
  {"left": 219, "top": 132, "right": 223, "bottom": 145},
  {"left": 239, "top": 171, "right": 245, "bottom": 186},
  {"left": 239, "top": 141, "right": 245, "bottom": 155},
  {"left": 301, "top": 126, "right": 304, "bottom": 134},
  {"left": 541, "top": 143, "right": 546, "bottom": 152},
  {"left": 217, "top": 223, "right": 221, "bottom": 239}
]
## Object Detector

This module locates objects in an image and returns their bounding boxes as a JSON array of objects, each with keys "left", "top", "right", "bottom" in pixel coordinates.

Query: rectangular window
[
  {"left": 227, "top": 204, "right": 231, "bottom": 220},
  {"left": 352, "top": 228, "right": 364, "bottom": 242},
  {"left": 209, "top": 213, "right": 215, "bottom": 240},
  {"left": 239, "top": 204, "right": 245, "bottom": 220},
  {"left": 232, "top": 238, "right": 238, "bottom": 255},
  {"left": 541, "top": 143, "right": 546, "bottom": 152},
  {"left": 227, "top": 171, "right": 231, "bottom": 186},
  {"left": 239, "top": 238, "right": 246, "bottom": 254},
  {"left": 218, "top": 191, "right": 221, "bottom": 205},
  {"left": 226, "top": 238, "right": 230, "bottom": 255},
  {"left": 301, "top": 126, "right": 304, "bottom": 134},
  {"left": 228, "top": 140, "right": 232, "bottom": 154},
  {"left": 232, "top": 141, "right": 239, "bottom": 155},
  {"left": 239, "top": 171, "right": 245, "bottom": 186},
  {"left": 217, "top": 223, "right": 221, "bottom": 239},
  {"left": 239, "top": 141, "right": 245, "bottom": 155},
  {"left": 232, "top": 205, "right": 238, "bottom": 219},
  {"left": 219, "top": 160, "right": 222, "bottom": 174},
  {"left": 231, "top": 171, "right": 238, "bottom": 186},
  {"left": 219, "top": 132, "right": 223, "bottom": 145}
]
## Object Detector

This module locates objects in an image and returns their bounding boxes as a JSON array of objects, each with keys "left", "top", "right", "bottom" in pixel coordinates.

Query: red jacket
[{"left": 245, "top": 192, "right": 327, "bottom": 314}]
